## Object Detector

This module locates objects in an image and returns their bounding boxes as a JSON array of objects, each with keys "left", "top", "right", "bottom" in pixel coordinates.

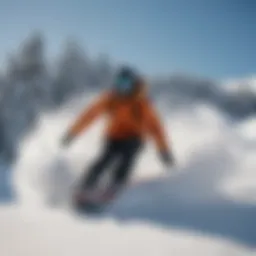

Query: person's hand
[
  {"left": 160, "top": 150, "right": 175, "bottom": 167},
  {"left": 60, "top": 133, "right": 73, "bottom": 148}
]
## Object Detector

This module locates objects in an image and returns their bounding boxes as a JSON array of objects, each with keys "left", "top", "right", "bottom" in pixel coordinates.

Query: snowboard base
[
  {"left": 71, "top": 189, "right": 117, "bottom": 214},
  {"left": 70, "top": 176, "right": 160, "bottom": 214}
]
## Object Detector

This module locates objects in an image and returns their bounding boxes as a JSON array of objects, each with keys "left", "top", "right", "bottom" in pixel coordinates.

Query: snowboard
[
  {"left": 70, "top": 175, "right": 169, "bottom": 214},
  {"left": 71, "top": 187, "right": 121, "bottom": 214}
]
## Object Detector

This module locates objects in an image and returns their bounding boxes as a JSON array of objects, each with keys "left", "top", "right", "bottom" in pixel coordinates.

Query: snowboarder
[{"left": 61, "top": 66, "right": 175, "bottom": 200}]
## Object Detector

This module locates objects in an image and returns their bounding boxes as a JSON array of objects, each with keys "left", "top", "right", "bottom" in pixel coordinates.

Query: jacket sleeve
[
  {"left": 66, "top": 92, "right": 111, "bottom": 138},
  {"left": 144, "top": 100, "right": 170, "bottom": 153}
]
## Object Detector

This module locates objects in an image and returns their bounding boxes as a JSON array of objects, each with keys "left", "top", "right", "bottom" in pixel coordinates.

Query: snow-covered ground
[
  {"left": 0, "top": 93, "right": 255, "bottom": 255},
  {"left": 0, "top": 206, "right": 252, "bottom": 256}
]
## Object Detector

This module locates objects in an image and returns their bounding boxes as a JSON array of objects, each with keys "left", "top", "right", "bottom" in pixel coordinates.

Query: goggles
[{"left": 114, "top": 75, "right": 135, "bottom": 94}]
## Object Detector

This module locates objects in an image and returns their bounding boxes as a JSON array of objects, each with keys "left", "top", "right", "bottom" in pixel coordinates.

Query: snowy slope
[
  {"left": 0, "top": 93, "right": 255, "bottom": 255},
  {"left": 0, "top": 206, "right": 252, "bottom": 256}
]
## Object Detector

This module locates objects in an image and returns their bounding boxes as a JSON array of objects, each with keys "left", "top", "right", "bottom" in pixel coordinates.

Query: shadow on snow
[
  {"left": 104, "top": 153, "right": 256, "bottom": 248},
  {"left": 0, "top": 166, "right": 16, "bottom": 204}
]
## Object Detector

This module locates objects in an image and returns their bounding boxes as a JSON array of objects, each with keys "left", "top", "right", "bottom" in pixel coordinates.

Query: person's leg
[
  {"left": 80, "top": 139, "right": 118, "bottom": 190},
  {"left": 111, "top": 137, "right": 142, "bottom": 188}
]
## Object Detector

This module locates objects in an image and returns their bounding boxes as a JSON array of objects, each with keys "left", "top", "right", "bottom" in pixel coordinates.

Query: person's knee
[
  {"left": 114, "top": 168, "right": 129, "bottom": 184},
  {"left": 114, "top": 155, "right": 134, "bottom": 182}
]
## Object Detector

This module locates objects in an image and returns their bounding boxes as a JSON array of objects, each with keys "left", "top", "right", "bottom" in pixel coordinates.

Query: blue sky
[{"left": 0, "top": 0, "right": 255, "bottom": 79}]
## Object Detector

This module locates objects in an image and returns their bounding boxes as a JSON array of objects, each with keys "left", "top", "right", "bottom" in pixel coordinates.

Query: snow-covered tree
[
  {"left": 52, "top": 39, "right": 94, "bottom": 105},
  {"left": 0, "top": 32, "right": 52, "bottom": 161}
]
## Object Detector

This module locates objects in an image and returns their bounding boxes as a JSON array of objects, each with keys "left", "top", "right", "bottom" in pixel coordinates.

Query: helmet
[{"left": 113, "top": 66, "right": 139, "bottom": 95}]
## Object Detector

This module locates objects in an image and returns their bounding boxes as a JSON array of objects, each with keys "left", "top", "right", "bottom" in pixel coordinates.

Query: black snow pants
[{"left": 81, "top": 137, "right": 143, "bottom": 190}]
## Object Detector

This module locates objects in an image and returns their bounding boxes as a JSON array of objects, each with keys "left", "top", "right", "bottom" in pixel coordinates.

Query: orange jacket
[{"left": 66, "top": 82, "right": 170, "bottom": 153}]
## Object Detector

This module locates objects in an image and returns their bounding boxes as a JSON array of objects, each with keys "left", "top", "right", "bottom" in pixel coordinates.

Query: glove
[
  {"left": 61, "top": 133, "right": 74, "bottom": 147},
  {"left": 160, "top": 150, "right": 175, "bottom": 167}
]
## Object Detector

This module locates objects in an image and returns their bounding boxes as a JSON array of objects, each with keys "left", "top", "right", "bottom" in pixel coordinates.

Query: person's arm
[
  {"left": 61, "top": 92, "right": 111, "bottom": 146},
  {"left": 144, "top": 100, "right": 174, "bottom": 166}
]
